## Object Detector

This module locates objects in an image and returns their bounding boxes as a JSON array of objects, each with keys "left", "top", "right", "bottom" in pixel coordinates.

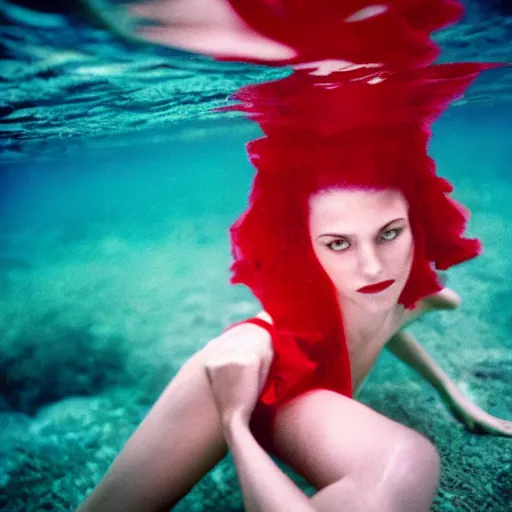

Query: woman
[
  {"left": 77, "top": 2, "right": 510, "bottom": 511},
  {"left": 76, "top": 67, "right": 511, "bottom": 510}
]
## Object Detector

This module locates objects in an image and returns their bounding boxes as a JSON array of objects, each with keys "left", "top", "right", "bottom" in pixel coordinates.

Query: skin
[
  {"left": 308, "top": 187, "right": 415, "bottom": 389},
  {"left": 82, "top": 0, "right": 297, "bottom": 61},
  {"left": 83, "top": 0, "right": 386, "bottom": 77},
  {"left": 76, "top": 188, "right": 512, "bottom": 512}
]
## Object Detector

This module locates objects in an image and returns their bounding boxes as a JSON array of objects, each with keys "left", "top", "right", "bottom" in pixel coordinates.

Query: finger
[
  {"left": 497, "top": 420, "right": 512, "bottom": 436},
  {"left": 258, "top": 348, "right": 273, "bottom": 393},
  {"left": 475, "top": 420, "right": 512, "bottom": 437}
]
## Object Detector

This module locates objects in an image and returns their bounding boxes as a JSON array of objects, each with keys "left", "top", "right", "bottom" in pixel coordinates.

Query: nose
[{"left": 358, "top": 243, "right": 383, "bottom": 280}]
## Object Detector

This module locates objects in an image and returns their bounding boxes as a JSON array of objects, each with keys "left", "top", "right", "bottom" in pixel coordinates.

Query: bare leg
[
  {"left": 273, "top": 390, "right": 440, "bottom": 512},
  {"left": 76, "top": 337, "right": 231, "bottom": 512},
  {"left": 77, "top": 335, "right": 439, "bottom": 512}
]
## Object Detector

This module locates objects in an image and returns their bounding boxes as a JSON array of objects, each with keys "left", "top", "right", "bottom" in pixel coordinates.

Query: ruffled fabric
[
  {"left": 229, "top": 317, "right": 352, "bottom": 452},
  {"left": 225, "top": 317, "right": 351, "bottom": 406},
  {"left": 259, "top": 328, "right": 353, "bottom": 405}
]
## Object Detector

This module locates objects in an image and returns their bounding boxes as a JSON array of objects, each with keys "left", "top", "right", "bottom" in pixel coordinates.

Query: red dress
[{"left": 226, "top": 317, "right": 353, "bottom": 452}]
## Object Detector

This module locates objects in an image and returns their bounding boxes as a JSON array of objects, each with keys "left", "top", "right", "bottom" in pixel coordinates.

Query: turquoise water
[
  {"left": 1, "top": 0, "right": 512, "bottom": 511},
  {"left": 1, "top": 102, "right": 511, "bottom": 511}
]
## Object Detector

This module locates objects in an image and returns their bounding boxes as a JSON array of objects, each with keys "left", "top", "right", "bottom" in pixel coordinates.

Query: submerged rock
[{"left": 0, "top": 319, "right": 131, "bottom": 415}]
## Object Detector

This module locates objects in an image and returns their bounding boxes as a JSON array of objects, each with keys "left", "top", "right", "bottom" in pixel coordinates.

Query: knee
[
  {"left": 400, "top": 433, "right": 440, "bottom": 481},
  {"left": 373, "top": 432, "right": 440, "bottom": 511}
]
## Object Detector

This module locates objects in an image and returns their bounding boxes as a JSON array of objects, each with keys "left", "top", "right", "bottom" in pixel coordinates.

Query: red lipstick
[{"left": 357, "top": 280, "right": 395, "bottom": 294}]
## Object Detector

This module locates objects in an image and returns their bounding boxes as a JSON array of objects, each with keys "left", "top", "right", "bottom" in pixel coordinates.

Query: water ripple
[{"left": 0, "top": 0, "right": 510, "bottom": 162}]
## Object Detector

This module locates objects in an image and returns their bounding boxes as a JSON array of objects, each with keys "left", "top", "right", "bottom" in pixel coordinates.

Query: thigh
[
  {"left": 272, "top": 389, "right": 431, "bottom": 490},
  {"left": 80, "top": 340, "right": 229, "bottom": 512}
]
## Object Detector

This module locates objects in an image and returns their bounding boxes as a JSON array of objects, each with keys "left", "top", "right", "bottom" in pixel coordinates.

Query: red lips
[{"left": 357, "top": 280, "right": 395, "bottom": 293}]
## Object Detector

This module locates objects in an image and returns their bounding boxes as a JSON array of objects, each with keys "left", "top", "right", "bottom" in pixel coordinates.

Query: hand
[
  {"left": 205, "top": 324, "right": 273, "bottom": 427},
  {"left": 83, "top": 0, "right": 296, "bottom": 61},
  {"left": 444, "top": 381, "right": 512, "bottom": 437}
]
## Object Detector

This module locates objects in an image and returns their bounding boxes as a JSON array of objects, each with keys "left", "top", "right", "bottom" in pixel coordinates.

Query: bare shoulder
[
  {"left": 422, "top": 287, "right": 461, "bottom": 311},
  {"left": 158, "top": 316, "right": 274, "bottom": 403},
  {"left": 400, "top": 287, "right": 461, "bottom": 327},
  {"left": 197, "top": 314, "right": 273, "bottom": 362}
]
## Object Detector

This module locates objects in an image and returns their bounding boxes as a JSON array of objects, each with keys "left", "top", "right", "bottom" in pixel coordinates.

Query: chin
[
  {"left": 360, "top": 297, "right": 397, "bottom": 313},
  {"left": 356, "top": 287, "right": 403, "bottom": 313}
]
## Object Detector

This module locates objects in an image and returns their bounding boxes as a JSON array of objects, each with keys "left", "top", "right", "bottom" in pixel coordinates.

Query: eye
[
  {"left": 327, "top": 239, "right": 350, "bottom": 252},
  {"left": 380, "top": 228, "right": 402, "bottom": 242}
]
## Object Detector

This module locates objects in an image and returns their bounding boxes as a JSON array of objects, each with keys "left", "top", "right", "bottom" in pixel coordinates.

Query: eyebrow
[{"left": 317, "top": 217, "right": 406, "bottom": 239}]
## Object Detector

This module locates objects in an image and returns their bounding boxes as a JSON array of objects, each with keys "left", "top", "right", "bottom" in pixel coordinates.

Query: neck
[{"left": 339, "top": 300, "right": 400, "bottom": 344}]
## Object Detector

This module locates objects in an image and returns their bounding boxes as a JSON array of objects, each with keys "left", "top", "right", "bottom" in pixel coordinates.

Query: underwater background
[{"left": 0, "top": 0, "right": 511, "bottom": 510}]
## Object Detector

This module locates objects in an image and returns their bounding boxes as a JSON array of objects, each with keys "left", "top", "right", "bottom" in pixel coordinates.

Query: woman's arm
[
  {"left": 386, "top": 330, "right": 512, "bottom": 436},
  {"left": 223, "top": 414, "right": 315, "bottom": 512},
  {"left": 205, "top": 331, "right": 316, "bottom": 512},
  {"left": 386, "top": 330, "right": 452, "bottom": 396}
]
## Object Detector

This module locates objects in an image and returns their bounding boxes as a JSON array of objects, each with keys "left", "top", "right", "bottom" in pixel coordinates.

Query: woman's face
[{"left": 308, "top": 187, "right": 414, "bottom": 313}]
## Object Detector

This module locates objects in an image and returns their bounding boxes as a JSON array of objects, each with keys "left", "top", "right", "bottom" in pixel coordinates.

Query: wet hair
[
  {"left": 223, "top": 63, "right": 491, "bottom": 404},
  {"left": 229, "top": 122, "right": 480, "bottom": 342},
  {"left": 223, "top": 63, "right": 493, "bottom": 338}
]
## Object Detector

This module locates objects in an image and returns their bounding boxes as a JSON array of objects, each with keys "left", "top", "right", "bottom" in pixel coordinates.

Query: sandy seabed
[{"left": 1, "top": 134, "right": 511, "bottom": 511}]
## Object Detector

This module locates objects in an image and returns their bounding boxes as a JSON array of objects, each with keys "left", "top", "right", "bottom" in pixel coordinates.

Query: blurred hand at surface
[
  {"left": 83, "top": 0, "right": 297, "bottom": 61},
  {"left": 82, "top": 0, "right": 464, "bottom": 68}
]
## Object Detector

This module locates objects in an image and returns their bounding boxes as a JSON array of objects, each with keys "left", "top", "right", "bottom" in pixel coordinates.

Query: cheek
[
  {"left": 381, "top": 233, "right": 412, "bottom": 263},
  {"left": 395, "top": 233, "right": 415, "bottom": 271},
  {"left": 315, "top": 251, "right": 354, "bottom": 287}
]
